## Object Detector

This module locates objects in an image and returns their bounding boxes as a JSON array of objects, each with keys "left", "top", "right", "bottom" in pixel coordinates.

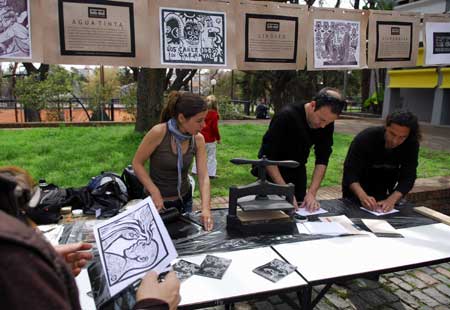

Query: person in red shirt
[{"left": 192, "top": 95, "right": 221, "bottom": 178}]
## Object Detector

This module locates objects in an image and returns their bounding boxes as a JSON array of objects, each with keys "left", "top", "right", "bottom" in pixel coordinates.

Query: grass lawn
[{"left": 1, "top": 124, "right": 449, "bottom": 198}]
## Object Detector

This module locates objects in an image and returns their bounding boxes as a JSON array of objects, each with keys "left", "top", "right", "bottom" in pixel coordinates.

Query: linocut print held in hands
[{"left": 94, "top": 198, "right": 177, "bottom": 297}]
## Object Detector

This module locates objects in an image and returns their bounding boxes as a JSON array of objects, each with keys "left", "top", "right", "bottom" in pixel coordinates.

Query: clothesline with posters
[{"left": 1, "top": 0, "right": 449, "bottom": 69}]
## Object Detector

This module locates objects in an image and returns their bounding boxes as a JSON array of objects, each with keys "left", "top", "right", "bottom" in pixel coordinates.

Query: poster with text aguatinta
[
  {"left": 149, "top": 0, "right": 236, "bottom": 69},
  {"left": 43, "top": 0, "right": 150, "bottom": 66},
  {"left": 0, "top": 0, "right": 44, "bottom": 62},
  {"left": 235, "top": 0, "right": 308, "bottom": 70},
  {"left": 307, "top": 8, "right": 368, "bottom": 71},
  {"left": 423, "top": 14, "right": 450, "bottom": 66},
  {"left": 367, "top": 10, "right": 420, "bottom": 69}
]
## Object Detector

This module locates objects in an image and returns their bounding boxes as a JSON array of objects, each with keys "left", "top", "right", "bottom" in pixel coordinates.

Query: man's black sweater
[
  {"left": 258, "top": 103, "right": 334, "bottom": 201},
  {"left": 342, "top": 126, "right": 419, "bottom": 201}
]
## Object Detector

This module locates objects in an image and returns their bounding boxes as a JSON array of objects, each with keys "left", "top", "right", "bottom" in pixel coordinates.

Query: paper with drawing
[{"left": 94, "top": 197, "right": 177, "bottom": 297}]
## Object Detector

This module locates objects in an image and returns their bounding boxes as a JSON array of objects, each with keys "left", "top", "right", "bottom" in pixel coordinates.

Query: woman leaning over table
[{"left": 133, "top": 91, "right": 213, "bottom": 231}]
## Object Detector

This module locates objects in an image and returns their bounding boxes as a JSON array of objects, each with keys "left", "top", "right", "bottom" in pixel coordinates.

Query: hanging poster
[
  {"left": 58, "top": 0, "right": 135, "bottom": 57},
  {"left": 44, "top": 0, "right": 150, "bottom": 66},
  {"left": 235, "top": 1, "right": 308, "bottom": 70},
  {"left": 367, "top": 10, "right": 420, "bottom": 68},
  {"left": 424, "top": 14, "right": 450, "bottom": 66},
  {"left": 149, "top": 0, "right": 236, "bottom": 69},
  {"left": 0, "top": 0, "right": 38, "bottom": 61},
  {"left": 160, "top": 7, "right": 225, "bottom": 65},
  {"left": 245, "top": 14, "right": 297, "bottom": 63},
  {"left": 307, "top": 8, "right": 368, "bottom": 71}
]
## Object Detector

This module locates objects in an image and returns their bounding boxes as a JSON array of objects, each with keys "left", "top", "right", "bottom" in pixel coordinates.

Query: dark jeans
[{"left": 163, "top": 189, "right": 193, "bottom": 214}]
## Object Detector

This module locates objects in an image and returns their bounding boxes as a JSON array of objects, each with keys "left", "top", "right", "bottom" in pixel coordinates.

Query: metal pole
[
  {"left": 230, "top": 70, "right": 234, "bottom": 100},
  {"left": 100, "top": 65, "right": 105, "bottom": 121},
  {"left": 198, "top": 69, "right": 201, "bottom": 95}
]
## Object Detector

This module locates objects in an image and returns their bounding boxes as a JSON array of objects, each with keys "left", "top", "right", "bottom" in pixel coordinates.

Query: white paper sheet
[
  {"left": 319, "top": 215, "right": 370, "bottom": 235},
  {"left": 39, "top": 224, "right": 64, "bottom": 246},
  {"left": 94, "top": 197, "right": 177, "bottom": 297},
  {"left": 302, "top": 222, "right": 348, "bottom": 236},
  {"left": 360, "top": 207, "right": 399, "bottom": 216},
  {"left": 295, "top": 208, "right": 328, "bottom": 216},
  {"left": 362, "top": 219, "right": 398, "bottom": 234}
]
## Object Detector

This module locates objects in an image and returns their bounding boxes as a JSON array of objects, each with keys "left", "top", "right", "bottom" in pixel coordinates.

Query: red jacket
[{"left": 201, "top": 109, "right": 221, "bottom": 143}]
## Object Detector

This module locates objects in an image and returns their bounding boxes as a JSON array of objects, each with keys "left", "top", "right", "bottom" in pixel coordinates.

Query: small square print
[
  {"left": 172, "top": 260, "right": 200, "bottom": 282},
  {"left": 253, "top": 259, "right": 296, "bottom": 282},
  {"left": 196, "top": 255, "right": 232, "bottom": 279}
]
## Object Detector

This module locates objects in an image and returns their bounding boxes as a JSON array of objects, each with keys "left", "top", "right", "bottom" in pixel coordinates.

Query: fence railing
[{"left": 0, "top": 98, "right": 135, "bottom": 123}]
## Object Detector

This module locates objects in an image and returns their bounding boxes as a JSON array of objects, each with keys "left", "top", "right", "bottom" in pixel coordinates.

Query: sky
[{"left": 299, "top": 0, "right": 355, "bottom": 9}]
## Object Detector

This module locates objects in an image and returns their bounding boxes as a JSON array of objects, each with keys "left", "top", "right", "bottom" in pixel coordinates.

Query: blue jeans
[{"left": 163, "top": 188, "right": 193, "bottom": 213}]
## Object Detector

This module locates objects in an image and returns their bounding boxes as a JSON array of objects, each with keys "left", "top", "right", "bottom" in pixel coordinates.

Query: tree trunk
[
  {"left": 361, "top": 69, "right": 370, "bottom": 110},
  {"left": 135, "top": 68, "right": 166, "bottom": 133},
  {"left": 21, "top": 63, "right": 49, "bottom": 122}
]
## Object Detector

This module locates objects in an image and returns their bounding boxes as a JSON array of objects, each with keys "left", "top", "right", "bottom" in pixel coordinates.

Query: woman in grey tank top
[{"left": 132, "top": 91, "right": 214, "bottom": 231}]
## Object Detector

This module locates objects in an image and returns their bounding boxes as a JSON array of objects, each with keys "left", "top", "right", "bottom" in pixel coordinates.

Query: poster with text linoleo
[
  {"left": 43, "top": 0, "right": 150, "bottom": 66},
  {"left": 307, "top": 8, "right": 368, "bottom": 71},
  {"left": 0, "top": 0, "right": 44, "bottom": 62},
  {"left": 235, "top": 1, "right": 308, "bottom": 70},
  {"left": 423, "top": 14, "right": 450, "bottom": 66},
  {"left": 367, "top": 10, "right": 420, "bottom": 68},
  {"left": 149, "top": 0, "right": 236, "bottom": 69}
]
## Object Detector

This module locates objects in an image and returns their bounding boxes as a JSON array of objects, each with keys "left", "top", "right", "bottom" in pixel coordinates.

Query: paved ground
[{"left": 197, "top": 117, "right": 450, "bottom": 310}]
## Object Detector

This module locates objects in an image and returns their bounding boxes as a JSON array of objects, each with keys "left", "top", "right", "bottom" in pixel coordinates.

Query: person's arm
[
  {"left": 301, "top": 164, "right": 327, "bottom": 211},
  {"left": 266, "top": 165, "right": 299, "bottom": 209},
  {"left": 194, "top": 134, "right": 213, "bottom": 231},
  {"left": 349, "top": 182, "right": 378, "bottom": 211},
  {"left": 54, "top": 242, "right": 93, "bottom": 277},
  {"left": 379, "top": 141, "right": 419, "bottom": 212},
  {"left": 378, "top": 191, "right": 403, "bottom": 212},
  {"left": 132, "top": 124, "right": 166, "bottom": 210},
  {"left": 304, "top": 123, "right": 334, "bottom": 211},
  {"left": 134, "top": 271, "right": 180, "bottom": 310},
  {"left": 342, "top": 131, "right": 377, "bottom": 210}
]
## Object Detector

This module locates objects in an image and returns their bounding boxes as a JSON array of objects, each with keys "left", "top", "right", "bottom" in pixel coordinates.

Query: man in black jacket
[
  {"left": 342, "top": 111, "right": 421, "bottom": 213},
  {"left": 257, "top": 87, "right": 345, "bottom": 211}
]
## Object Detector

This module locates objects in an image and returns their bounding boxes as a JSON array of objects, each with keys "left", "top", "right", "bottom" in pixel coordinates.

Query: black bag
[
  {"left": 26, "top": 181, "right": 65, "bottom": 224},
  {"left": 83, "top": 172, "right": 128, "bottom": 218},
  {"left": 121, "top": 165, "right": 145, "bottom": 200}
]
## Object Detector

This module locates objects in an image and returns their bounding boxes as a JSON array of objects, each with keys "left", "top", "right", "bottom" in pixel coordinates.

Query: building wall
[
  {"left": 441, "top": 90, "right": 450, "bottom": 125},
  {"left": 394, "top": 0, "right": 447, "bottom": 13},
  {"left": 387, "top": 88, "right": 435, "bottom": 122}
]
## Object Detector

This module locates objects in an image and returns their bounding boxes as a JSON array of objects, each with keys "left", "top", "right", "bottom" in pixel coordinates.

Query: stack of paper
[
  {"left": 298, "top": 222, "right": 349, "bottom": 236},
  {"left": 319, "top": 215, "right": 370, "bottom": 235},
  {"left": 361, "top": 219, "right": 403, "bottom": 238}
]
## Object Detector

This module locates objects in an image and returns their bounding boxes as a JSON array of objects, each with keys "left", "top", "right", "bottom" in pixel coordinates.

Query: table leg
[{"left": 299, "top": 286, "right": 312, "bottom": 310}]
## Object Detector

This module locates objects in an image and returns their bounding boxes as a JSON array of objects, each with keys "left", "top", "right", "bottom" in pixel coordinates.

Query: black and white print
[
  {"left": 314, "top": 19, "right": 360, "bottom": 68},
  {"left": 0, "top": 0, "right": 31, "bottom": 59},
  {"left": 94, "top": 198, "right": 177, "bottom": 297},
  {"left": 160, "top": 7, "right": 226, "bottom": 65},
  {"left": 253, "top": 258, "right": 296, "bottom": 283},
  {"left": 196, "top": 255, "right": 232, "bottom": 279},
  {"left": 172, "top": 259, "right": 200, "bottom": 282}
]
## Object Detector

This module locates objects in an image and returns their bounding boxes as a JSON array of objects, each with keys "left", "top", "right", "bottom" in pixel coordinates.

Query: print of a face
[{"left": 184, "top": 21, "right": 201, "bottom": 45}]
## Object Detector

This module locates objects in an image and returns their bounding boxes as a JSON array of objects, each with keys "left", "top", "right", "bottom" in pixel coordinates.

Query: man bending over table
[{"left": 342, "top": 111, "right": 421, "bottom": 213}]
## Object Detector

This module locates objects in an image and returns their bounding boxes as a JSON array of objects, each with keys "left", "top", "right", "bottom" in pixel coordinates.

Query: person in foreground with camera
[{"left": 0, "top": 166, "right": 181, "bottom": 310}]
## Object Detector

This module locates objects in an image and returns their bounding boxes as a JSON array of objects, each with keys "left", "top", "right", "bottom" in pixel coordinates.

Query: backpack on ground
[
  {"left": 83, "top": 172, "right": 128, "bottom": 218},
  {"left": 121, "top": 165, "right": 146, "bottom": 200},
  {"left": 26, "top": 180, "right": 65, "bottom": 224}
]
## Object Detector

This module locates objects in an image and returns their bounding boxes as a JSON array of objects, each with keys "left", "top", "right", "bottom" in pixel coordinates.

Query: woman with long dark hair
[{"left": 133, "top": 91, "right": 213, "bottom": 231}]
